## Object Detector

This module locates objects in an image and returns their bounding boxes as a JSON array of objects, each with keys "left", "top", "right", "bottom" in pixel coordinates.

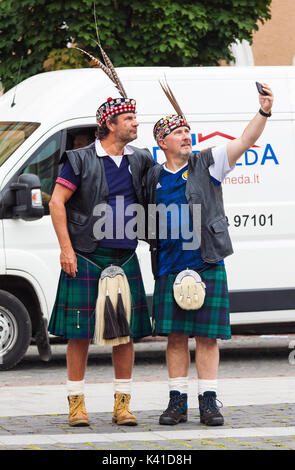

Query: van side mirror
[{"left": 10, "top": 174, "right": 44, "bottom": 221}]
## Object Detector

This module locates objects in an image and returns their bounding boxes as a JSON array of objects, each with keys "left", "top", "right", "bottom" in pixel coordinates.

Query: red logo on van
[{"left": 198, "top": 132, "right": 259, "bottom": 148}]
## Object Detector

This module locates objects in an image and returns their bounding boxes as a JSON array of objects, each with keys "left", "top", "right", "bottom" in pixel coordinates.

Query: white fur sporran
[
  {"left": 94, "top": 265, "right": 131, "bottom": 346},
  {"left": 76, "top": 253, "right": 133, "bottom": 346},
  {"left": 173, "top": 269, "right": 206, "bottom": 310}
]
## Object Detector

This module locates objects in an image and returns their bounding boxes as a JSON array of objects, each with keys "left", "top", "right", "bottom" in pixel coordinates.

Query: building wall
[{"left": 251, "top": 0, "right": 295, "bottom": 65}]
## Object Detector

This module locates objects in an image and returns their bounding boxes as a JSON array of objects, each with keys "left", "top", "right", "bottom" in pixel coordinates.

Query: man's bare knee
[
  {"left": 168, "top": 334, "right": 189, "bottom": 348},
  {"left": 67, "top": 338, "right": 90, "bottom": 350},
  {"left": 195, "top": 337, "right": 217, "bottom": 347}
]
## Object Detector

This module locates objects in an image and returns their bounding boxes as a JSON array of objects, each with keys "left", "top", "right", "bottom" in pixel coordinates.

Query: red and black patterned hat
[
  {"left": 96, "top": 97, "right": 136, "bottom": 127},
  {"left": 153, "top": 114, "right": 190, "bottom": 141}
]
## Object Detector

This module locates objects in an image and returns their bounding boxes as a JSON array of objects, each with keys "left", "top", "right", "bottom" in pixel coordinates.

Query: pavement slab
[{"left": 0, "top": 403, "right": 295, "bottom": 451}]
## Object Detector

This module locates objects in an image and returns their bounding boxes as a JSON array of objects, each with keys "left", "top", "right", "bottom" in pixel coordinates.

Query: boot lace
[
  {"left": 116, "top": 394, "right": 131, "bottom": 412},
  {"left": 69, "top": 395, "right": 86, "bottom": 416},
  {"left": 203, "top": 394, "right": 223, "bottom": 413},
  {"left": 165, "top": 394, "right": 184, "bottom": 413}
]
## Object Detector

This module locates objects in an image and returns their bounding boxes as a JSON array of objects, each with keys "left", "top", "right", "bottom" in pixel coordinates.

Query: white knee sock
[
  {"left": 67, "top": 379, "right": 85, "bottom": 396},
  {"left": 198, "top": 379, "right": 218, "bottom": 396},
  {"left": 113, "top": 378, "right": 132, "bottom": 395},
  {"left": 168, "top": 376, "right": 189, "bottom": 394}
]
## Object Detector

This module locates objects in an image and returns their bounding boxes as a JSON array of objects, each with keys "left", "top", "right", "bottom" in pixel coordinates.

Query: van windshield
[{"left": 0, "top": 121, "right": 40, "bottom": 167}]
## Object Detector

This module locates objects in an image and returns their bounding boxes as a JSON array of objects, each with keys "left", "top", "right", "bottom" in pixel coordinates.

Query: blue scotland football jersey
[
  {"left": 156, "top": 164, "right": 206, "bottom": 276},
  {"left": 155, "top": 145, "right": 232, "bottom": 276}
]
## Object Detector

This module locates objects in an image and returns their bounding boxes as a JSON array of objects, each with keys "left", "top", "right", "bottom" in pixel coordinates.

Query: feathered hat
[
  {"left": 153, "top": 77, "right": 190, "bottom": 141},
  {"left": 74, "top": 7, "right": 136, "bottom": 127}
]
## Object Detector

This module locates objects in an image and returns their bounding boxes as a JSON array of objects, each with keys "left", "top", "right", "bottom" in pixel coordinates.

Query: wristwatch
[{"left": 259, "top": 108, "right": 272, "bottom": 118}]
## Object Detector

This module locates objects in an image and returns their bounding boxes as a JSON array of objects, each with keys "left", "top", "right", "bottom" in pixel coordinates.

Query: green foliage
[
  {"left": 43, "top": 48, "right": 89, "bottom": 71},
  {"left": 0, "top": 0, "right": 271, "bottom": 92}
]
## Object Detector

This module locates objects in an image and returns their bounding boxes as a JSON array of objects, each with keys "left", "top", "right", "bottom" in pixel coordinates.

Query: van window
[
  {"left": 0, "top": 122, "right": 40, "bottom": 167},
  {"left": 23, "top": 132, "right": 62, "bottom": 215},
  {"left": 66, "top": 127, "right": 96, "bottom": 150},
  {"left": 19, "top": 126, "right": 95, "bottom": 216}
]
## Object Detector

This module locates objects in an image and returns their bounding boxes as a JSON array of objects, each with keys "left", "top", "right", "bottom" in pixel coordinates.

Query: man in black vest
[
  {"left": 146, "top": 83, "right": 274, "bottom": 426},
  {"left": 49, "top": 97, "right": 154, "bottom": 427}
]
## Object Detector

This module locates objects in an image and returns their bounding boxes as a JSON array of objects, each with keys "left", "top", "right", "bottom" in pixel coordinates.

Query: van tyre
[{"left": 0, "top": 290, "right": 32, "bottom": 371}]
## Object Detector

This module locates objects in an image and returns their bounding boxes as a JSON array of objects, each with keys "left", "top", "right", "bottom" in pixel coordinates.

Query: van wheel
[{"left": 0, "top": 290, "right": 32, "bottom": 371}]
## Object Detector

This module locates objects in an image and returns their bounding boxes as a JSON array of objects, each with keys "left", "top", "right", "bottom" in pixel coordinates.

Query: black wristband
[{"left": 259, "top": 108, "right": 271, "bottom": 118}]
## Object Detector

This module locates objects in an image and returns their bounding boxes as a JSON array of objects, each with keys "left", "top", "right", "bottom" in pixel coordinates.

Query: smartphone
[{"left": 256, "top": 82, "right": 268, "bottom": 96}]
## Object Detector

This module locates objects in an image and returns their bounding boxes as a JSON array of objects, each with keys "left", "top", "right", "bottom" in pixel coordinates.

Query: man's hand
[
  {"left": 60, "top": 247, "right": 77, "bottom": 278},
  {"left": 227, "top": 83, "right": 274, "bottom": 167},
  {"left": 258, "top": 83, "right": 274, "bottom": 114}
]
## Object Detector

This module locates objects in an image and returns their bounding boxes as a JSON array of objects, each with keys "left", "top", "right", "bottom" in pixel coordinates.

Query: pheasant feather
[
  {"left": 159, "top": 77, "right": 184, "bottom": 117},
  {"left": 87, "top": 2, "right": 128, "bottom": 98},
  {"left": 73, "top": 46, "right": 113, "bottom": 81}
]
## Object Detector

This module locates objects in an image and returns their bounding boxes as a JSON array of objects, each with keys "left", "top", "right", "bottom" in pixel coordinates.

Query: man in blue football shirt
[{"left": 146, "top": 83, "right": 274, "bottom": 426}]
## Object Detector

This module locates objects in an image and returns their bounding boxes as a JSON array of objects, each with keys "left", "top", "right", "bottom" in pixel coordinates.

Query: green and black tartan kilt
[
  {"left": 48, "top": 246, "right": 152, "bottom": 340},
  {"left": 152, "top": 264, "right": 231, "bottom": 340}
]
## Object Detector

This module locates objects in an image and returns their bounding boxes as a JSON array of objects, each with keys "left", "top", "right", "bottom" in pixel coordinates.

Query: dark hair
[
  {"left": 73, "top": 131, "right": 92, "bottom": 144},
  {"left": 97, "top": 115, "right": 118, "bottom": 140}
]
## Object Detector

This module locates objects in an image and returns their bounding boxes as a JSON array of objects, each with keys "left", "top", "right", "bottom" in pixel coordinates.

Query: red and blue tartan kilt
[
  {"left": 48, "top": 246, "right": 152, "bottom": 340},
  {"left": 152, "top": 264, "right": 231, "bottom": 339}
]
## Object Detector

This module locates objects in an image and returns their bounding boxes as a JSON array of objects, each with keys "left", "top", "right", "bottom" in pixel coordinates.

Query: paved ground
[
  {"left": 0, "top": 335, "right": 295, "bottom": 453},
  {"left": 0, "top": 404, "right": 295, "bottom": 451}
]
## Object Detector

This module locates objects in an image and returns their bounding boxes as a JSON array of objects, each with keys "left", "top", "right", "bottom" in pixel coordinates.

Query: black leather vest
[
  {"left": 144, "top": 148, "right": 233, "bottom": 278},
  {"left": 63, "top": 142, "right": 154, "bottom": 252}
]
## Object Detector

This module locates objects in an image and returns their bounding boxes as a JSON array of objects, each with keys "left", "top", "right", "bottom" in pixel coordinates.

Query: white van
[{"left": 0, "top": 66, "right": 294, "bottom": 370}]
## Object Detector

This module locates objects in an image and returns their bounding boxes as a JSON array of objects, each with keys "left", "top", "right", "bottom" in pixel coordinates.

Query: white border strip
[
  {"left": 1, "top": 377, "right": 295, "bottom": 418},
  {"left": 1, "top": 427, "right": 295, "bottom": 446}
]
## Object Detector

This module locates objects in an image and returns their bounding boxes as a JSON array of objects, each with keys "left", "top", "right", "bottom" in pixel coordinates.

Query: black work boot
[
  {"left": 159, "top": 390, "right": 188, "bottom": 425},
  {"left": 198, "top": 391, "right": 224, "bottom": 426}
]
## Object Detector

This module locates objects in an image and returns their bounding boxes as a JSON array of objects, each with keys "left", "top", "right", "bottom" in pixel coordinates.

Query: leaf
[{"left": 0, "top": 0, "right": 272, "bottom": 92}]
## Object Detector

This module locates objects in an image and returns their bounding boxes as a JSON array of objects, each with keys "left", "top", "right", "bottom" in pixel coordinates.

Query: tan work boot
[
  {"left": 112, "top": 393, "right": 137, "bottom": 426},
  {"left": 68, "top": 394, "right": 90, "bottom": 427}
]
